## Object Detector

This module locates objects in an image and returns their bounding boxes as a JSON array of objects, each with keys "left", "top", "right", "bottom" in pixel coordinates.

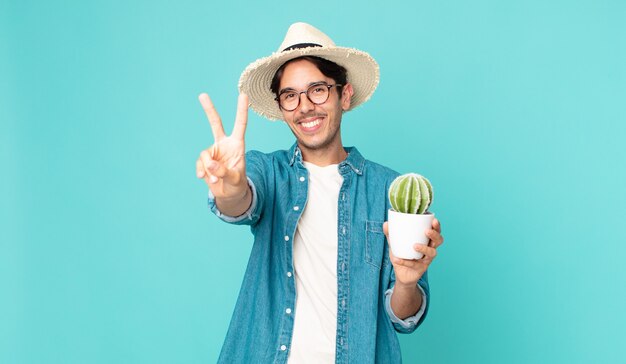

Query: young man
[{"left": 196, "top": 23, "right": 444, "bottom": 364}]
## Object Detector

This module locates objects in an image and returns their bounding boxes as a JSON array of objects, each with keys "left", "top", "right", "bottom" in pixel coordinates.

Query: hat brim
[{"left": 238, "top": 46, "right": 380, "bottom": 121}]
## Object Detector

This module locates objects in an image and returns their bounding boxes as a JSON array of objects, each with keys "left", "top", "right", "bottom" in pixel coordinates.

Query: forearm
[
  {"left": 390, "top": 282, "right": 423, "bottom": 320},
  {"left": 215, "top": 184, "right": 252, "bottom": 217}
]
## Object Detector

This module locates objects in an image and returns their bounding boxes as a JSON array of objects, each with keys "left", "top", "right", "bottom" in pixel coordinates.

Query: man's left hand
[{"left": 383, "top": 218, "right": 444, "bottom": 287}]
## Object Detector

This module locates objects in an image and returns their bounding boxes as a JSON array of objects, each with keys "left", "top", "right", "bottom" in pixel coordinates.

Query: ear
[{"left": 340, "top": 83, "right": 354, "bottom": 111}]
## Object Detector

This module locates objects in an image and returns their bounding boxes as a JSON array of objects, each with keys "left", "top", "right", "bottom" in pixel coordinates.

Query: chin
[{"left": 297, "top": 136, "right": 335, "bottom": 151}]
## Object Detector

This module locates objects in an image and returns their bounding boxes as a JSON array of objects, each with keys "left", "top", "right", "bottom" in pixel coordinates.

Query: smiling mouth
[
  {"left": 297, "top": 116, "right": 324, "bottom": 133},
  {"left": 301, "top": 119, "right": 321, "bottom": 128},
  {"left": 295, "top": 113, "right": 326, "bottom": 132}
]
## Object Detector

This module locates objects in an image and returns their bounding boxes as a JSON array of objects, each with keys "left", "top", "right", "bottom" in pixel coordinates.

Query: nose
[{"left": 298, "top": 92, "right": 315, "bottom": 113}]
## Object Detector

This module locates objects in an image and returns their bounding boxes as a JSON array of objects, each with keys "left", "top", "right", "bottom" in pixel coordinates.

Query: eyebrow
[{"left": 279, "top": 81, "right": 327, "bottom": 95}]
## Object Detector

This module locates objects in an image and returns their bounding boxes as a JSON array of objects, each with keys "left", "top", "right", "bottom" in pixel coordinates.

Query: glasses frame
[{"left": 275, "top": 82, "right": 343, "bottom": 111}]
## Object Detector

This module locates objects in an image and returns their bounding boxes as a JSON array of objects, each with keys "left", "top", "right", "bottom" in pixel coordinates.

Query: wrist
[
  {"left": 222, "top": 184, "right": 249, "bottom": 202},
  {"left": 394, "top": 280, "right": 419, "bottom": 292}
]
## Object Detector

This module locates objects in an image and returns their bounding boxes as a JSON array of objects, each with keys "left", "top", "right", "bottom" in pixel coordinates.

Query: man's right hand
[{"left": 196, "top": 93, "right": 252, "bottom": 216}]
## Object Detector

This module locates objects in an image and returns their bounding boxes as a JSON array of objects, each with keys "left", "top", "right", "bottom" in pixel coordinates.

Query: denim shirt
[{"left": 208, "top": 144, "right": 430, "bottom": 364}]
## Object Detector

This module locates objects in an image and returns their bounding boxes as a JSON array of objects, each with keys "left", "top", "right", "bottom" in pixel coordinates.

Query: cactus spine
[{"left": 389, "top": 173, "right": 433, "bottom": 214}]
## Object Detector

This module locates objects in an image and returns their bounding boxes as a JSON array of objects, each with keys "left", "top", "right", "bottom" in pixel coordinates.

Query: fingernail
[
  {"left": 197, "top": 171, "right": 203, "bottom": 178},
  {"left": 209, "top": 175, "right": 218, "bottom": 183}
]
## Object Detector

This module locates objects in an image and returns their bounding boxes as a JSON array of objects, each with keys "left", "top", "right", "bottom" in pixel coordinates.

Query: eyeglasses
[{"left": 276, "top": 82, "right": 343, "bottom": 111}]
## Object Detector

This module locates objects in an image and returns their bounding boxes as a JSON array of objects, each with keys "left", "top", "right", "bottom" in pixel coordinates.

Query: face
[{"left": 278, "top": 59, "right": 353, "bottom": 153}]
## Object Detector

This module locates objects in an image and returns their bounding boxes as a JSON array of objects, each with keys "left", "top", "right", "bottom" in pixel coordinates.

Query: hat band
[{"left": 282, "top": 43, "right": 322, "bottom": 52}]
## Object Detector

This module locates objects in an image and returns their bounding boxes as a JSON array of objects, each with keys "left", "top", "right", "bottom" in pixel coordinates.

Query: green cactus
[{"left": 389, "top": 173, "right": 433, "bottom": 214}]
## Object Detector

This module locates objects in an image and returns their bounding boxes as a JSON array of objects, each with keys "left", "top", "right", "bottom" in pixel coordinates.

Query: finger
[
  {"left": 232, "top": 93, "right": 249, "bottom": 140},
  {"left": 199, "top": 150, "right": 214, "bottom": 169},
  {"left": 197, "top": 162, "right": 218, "bottom": 184},
  {"left": 206, "top": 158, "right": 241, "bottom": 185},
  {"left": 198, "top": 93, "right": 226, "bottom": 141},
  {"left": 414, "top": 244, "right": 437, "bottom": 260},
  {"left": 210, "top": 142, "right": 218, "bottom": 159},
  {"left": 208, "top": 159, "right": 228, "bottom": 178},
  {"left": 196, "top": 159, "right": 205, "bottom": 178},
  {"left": 390, "top": 255, "right": 423, "bottom": 269},
  {"left": 198, "top": 157, "right": 218, "bottom": 184},
  {"left": 425, "top": 229, "right": 444, "bottom": 248},
  {"left": 200, "top": 150, "right": 218, "bottom": 178},
  {"left": 433, "top": 218, "right": 441, "bottom": 233}
]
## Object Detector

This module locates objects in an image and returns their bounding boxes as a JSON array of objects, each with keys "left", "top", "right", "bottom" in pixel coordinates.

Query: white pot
[{"left": 387, "top": 209, "right": 435, "bottom": 260}]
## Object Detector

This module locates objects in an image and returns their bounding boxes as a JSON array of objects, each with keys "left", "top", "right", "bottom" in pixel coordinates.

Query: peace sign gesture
[{"left": 196, "top": 92, "right": 251, "bottom": 215}]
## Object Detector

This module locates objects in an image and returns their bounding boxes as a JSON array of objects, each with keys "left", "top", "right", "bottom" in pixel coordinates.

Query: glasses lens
[
  {"left": 279, "top": 92, "right": 299, "bottom": 111},
  {"left": 307, "top": 83, "right": 329, "bottom": 104}
]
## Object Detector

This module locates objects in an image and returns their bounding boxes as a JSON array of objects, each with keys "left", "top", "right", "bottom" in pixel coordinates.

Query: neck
[{"left": 299, "top": 141, "right": 348, "bottom": 166}]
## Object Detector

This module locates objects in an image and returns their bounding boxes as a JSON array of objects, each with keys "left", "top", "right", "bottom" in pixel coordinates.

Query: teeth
[{"left": 302, "top": 119, "right": 321, "bottom": 128}]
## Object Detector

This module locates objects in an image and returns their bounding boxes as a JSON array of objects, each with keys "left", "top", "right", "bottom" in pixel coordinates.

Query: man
[{"left": 196, "top": 23, "right": 444, "bottom": 363}]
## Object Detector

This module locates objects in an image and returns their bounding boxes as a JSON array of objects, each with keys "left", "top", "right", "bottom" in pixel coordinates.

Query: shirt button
[
  {"left": 287, "top": 272, "right": 292, "bottom": 277},
  {"left": 342, "top": 299, "right": 346, "bottom": 307},
  {"left": 286, "top": 308, "right": 292, "bottom": 314},
  {"left": 284, "top": 236, "right": 289, "bottom": 241},
  {"left": 293, "top": 206, "right": 299, "bottom": 211},
  {"left": 299, "top": 176, "right": 305, "bottom": 182},
  {"left": 280, "top": 345, "right": 287, "bottom": 351}
]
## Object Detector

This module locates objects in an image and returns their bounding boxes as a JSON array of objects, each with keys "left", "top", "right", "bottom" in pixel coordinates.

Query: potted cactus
[{"left": 388, "top": 173, "right": 435, "bottom": 260}]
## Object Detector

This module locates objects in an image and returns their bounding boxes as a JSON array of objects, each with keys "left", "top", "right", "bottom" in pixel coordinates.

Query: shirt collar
[
  {"left": 340, "top": 147, "right": 365, "bottom": 175},
  {"left": 288, "top": 143, "right": 301, "bottom": 166},
  {"left": 288, "top": 142, "right": 365, "bottom": 176}
]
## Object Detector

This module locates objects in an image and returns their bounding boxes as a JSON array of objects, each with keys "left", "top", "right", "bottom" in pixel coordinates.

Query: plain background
[{"left": 2, "top": 0, "right": 625, "bottom": 363}]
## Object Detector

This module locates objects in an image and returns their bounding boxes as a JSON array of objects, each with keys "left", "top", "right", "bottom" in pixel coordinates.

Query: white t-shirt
[
  {"left": 288, "top": 162, "right": 343, "bottom": 364},
  {"left": 286, "top": 161, "right": 427, "bottom": 362}
]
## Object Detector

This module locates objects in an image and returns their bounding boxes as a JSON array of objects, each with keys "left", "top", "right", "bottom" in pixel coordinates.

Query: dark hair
[{"left": 270, "top": 56, "right": 348, "bottom": 98}]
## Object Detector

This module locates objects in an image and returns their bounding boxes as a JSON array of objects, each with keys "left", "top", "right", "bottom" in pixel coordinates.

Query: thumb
[{"left": 208, "top": 158, "right": 244, "bottom": 185}]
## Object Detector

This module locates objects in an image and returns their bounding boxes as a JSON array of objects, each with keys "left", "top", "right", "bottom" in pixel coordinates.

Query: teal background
[{"left": 2, "top": 0, "right": 625, "bottom": 363}]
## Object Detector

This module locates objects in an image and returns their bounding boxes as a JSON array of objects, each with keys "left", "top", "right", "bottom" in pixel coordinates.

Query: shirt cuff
[
  {"left": 207, "top": 176, "right": 258, "bottom": 223},
  {"left": 384, "top": 283, "right": 427, "bottom": 330}
]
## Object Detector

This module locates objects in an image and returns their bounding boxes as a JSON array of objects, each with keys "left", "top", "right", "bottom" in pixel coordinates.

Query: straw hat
[{"left": 238, "top": 22, "right": 380, "bottom": 121}]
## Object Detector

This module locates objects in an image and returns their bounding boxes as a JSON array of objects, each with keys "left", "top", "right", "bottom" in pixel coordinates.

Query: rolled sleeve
[
  {"left": 207, "top": 176, "right": 260, "bottom": 225},
  {"left": 384, "top": 282, "right": 428, "bottom": 334}
]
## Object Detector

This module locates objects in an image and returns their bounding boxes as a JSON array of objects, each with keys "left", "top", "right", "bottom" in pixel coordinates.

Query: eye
[
  {"left": 281, "top": 92, "right": 297, "bottom": 100},
  {"left": 311, "top": 86, "right": 326, "bottom": 94}
]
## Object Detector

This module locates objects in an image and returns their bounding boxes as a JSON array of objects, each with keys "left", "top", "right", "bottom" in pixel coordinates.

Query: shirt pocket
[{"left": 365, "top": 220, "right": 386, "bottom": 269}]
